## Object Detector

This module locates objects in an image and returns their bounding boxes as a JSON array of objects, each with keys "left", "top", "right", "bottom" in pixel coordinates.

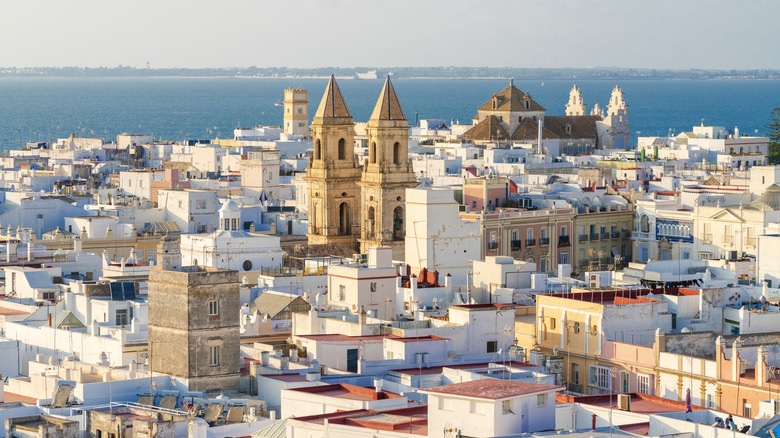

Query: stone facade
[
  {"left": 305, "top": 76, "right": 362, "bottom": 250},
  {"left": 86, "top": 407, "right": 183, "bottom": 438},
  {"left": 284, "top": 88, "right": 308, "bottom": 137},
  {"left": 148, "top": 236, "right": 240, "bottom": 392},
  {"left": 358, "top": 77, "right": 417, "bottom": 259}
]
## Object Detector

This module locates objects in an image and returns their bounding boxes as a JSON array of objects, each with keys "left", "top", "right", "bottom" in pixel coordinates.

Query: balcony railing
[
  {"left": 600, "top": 233, "right": 609, "bottom": 240},
  {"left": 578, "top": 235, "right": 588, "bottom": 242},
  {"left": 526, "top": 239, "right": 536, "bottom": 247},
  {"left": 702, "top": 233, "right": 712, "bottom": 243},
  {"left": 511, "top": 240, "right": 522, "bottom": 250},
  {"left": 721, "top": 235, "right": 734, "bottom": 244},
  {"left": 611, "top": 231, "right": 620, "bottom": 239},
  {"left": 622, "top": 230, "right": 631, "bottom": 238},
  {"left": 540, "top": 237, "right": 550, "bottom": 245},
  {"left": 590, "top": 233, "right": 599, "bottom": 241},
  {"left": 746, "top": 237, "right": 756, "bottom": 247},
  {"left": 488, "top": 242, "right": 498, "bottom": 250},
  {"left": 558, "top": 236, "right": 571, "bottom": 247}
]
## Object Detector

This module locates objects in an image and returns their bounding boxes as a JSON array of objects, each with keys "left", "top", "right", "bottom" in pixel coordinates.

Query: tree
[{"left": 767, "top": 106, "right": 780, "bottom": 164}]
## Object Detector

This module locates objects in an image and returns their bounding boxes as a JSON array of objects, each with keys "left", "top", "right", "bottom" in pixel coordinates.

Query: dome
[{"left": 219, "top": 199, "right": 239, "bottom": 214}]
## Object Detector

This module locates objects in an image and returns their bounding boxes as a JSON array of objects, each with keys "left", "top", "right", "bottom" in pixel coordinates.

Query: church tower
[
  {"left": 305, "top": 76, "right": 361, "bottom": 249},
  {"left": 358, "top": 76, "right": 417, "bottom": 259},
  {"left": 565, "top": 84, "right": 587, "bottom": 116},
  {"left": 604, "top": 84, "right": 630, "bottom": 148}
]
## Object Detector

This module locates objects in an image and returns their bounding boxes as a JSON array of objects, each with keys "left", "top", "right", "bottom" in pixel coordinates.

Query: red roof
[{"left": 422, "top": 379, "right": 562, "bottom": 400}]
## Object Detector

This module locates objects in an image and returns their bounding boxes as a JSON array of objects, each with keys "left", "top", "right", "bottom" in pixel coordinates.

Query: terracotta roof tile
[
  {"left": 462, "top": 115, "right": 509, "bottom": 141},
  {"left": 477, "top": 84, "right": 546, "bottom": 113}
]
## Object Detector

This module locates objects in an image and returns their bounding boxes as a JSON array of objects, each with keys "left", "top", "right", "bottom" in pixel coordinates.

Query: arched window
[
  {"left": 393, "top": 142, "right": 400, "bottom": 165},
  {"left": 338, "top": 138, "right": 346, "bottom": 160},
  {"left": 314, "top": 139, "right": 321, "bottom": 160},
  {"left": 640, "top": 215, "right": 650, "bottom": 233},
  {"left": 339, "top": 202, "right": 350, "bottom": 235},
  {"left": 393, "top": 206, "right": 404, "bottom": 240},
  {"left": 367, "top": 206, "right": 375, "bottom": 238},
  {"left": 370, "top": 142, "right": 377, "bottom": 164}
]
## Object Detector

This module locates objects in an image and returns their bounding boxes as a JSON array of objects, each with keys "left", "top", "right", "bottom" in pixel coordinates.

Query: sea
[{"left": 0, "top": 77, "right": 778, "bottom": 151}]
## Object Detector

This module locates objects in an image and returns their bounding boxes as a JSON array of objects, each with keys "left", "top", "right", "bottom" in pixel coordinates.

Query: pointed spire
[
  {"left": 313, "top": 75, "right": 352, "bottom": 120},
  {"left": 369, "top": 76, "right": 406, "bottom": 121}
]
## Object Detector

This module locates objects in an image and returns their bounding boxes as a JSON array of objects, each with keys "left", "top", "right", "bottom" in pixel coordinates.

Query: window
[
  {"left": 370, "top": 282, "right": 377, "bottom": 292},
  {"left": 574, "top": 322, "right": 581, "bottom": 334},
  {"left": 196, "top": 200, "right": 206, "bottom": 209},
  {"left": 208, "top": 300, "right": 219, "bottom": 316},
  {"left": 561, "top": 226, "right": 567, "bottom": 237},
  {"left": 744, "top": 400, "right": 752, "bottom": 418},
  {"left": 339, "top": 285, "right": 346, "bottom": 301},
  {"left": 97, "top": 430, "right": 103, "bottom": 438},
  {"left": 439, "top": 397, "right": 452, "bottom": 411},
  {"left": 637, "top": 374, "right": 651, "bottom": 395},
  {"left": 338, "top": 138, "right": 346, "bottom": 160},
  {"left": 231, "top": 218, "right": 237, "bottom": 230},
  {"left": 573, "top": 364, "right": 579, "bottom": 385},
  {"left": 116, "top": 309, "right": 129, "bottom": 326},
  {"left": 589, "top": 366, "right": 610, "bottom": 391},
  {"left": 537, "top": 393, "right": 547, "bottom": 407},
  {"left": 487, "top": 340, "right": 497, "bottom": 353},
  {"left": 502, "top": 399, "right": 514, "bottom": 414},
  {"left": 559, "top": 252, "right": 569, "bottom": 265},
  {"left": 550, "top": 317, "right": 556, "bottom": 330},
  {"left": 706, "top": 393, "right": 714, "bottom": 409},
  {"left": 472, "top": 201, "right": 477, "bottom": 209},
  {"left": 620, "top": 372, "right": 629, "bottom": 393},
  {"left": 224, "top": 218, "right": 230, "bottom": 230},
  {"left": 527, "top": 229, "right": 533, "bottom": 240},
  {"left": 209, "top": 346, "right": 219, "bottom": 366}
]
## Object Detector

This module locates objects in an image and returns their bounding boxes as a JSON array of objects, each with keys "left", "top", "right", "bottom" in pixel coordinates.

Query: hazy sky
[{"left": 2, "top": 0, "right": 778, "bottom": 70}]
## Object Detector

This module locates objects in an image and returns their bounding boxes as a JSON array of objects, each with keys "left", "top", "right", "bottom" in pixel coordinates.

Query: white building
[
  {"left": 327, "top": 247, "right": 396, "bottom": 320},
  {"left": 420, "top": 379, "right": 562, "bottom": 438},
  {"left": 157, "top": 189, "right": 218, "bottom": 233},
  {"left": 179, "top": 199, "right": 284, "bottom": 271},
  {"left": 405, "top": 186, "right": 481, "bottom": 286}
]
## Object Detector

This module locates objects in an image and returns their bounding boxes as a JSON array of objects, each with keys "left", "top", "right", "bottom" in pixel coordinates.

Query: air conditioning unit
[
  {"left": 617, "top": 394, "right": 631, "bottom": 411},
  {"left": 589, "top": 273, "right": 601, "bottom": 289}
]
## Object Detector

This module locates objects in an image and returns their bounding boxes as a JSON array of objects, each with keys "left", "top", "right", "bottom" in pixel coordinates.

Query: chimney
[
  {"left": 374, "top": 378, "right": 383, "bottom": 393},
  {"left": 757, "top": 345, "right": 768, "bottom": 387},
  {"left": 537, "top": 118, "right": 544, "bottom": 154}
]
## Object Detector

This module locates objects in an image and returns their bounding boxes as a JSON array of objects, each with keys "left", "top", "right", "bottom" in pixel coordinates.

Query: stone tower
[
  {"left": 305, "top": 76, "right": 361, "bottom": 249},
  {"left": 358, "top": 76, "right": 417, "bottom": 259},
  {"left": 565, "top": 84, "right": 587, "bottom": 116},
  {"left": 156, "top": 233, "right": 181, "bottom": 270},
  {"left": 148, "top": 236, "right": 240, "bottom": 392},
  {"left": 604, "top": 84, "right": 630, "bottom": 148},
  {"left": 284, "top": 88, "right": 308, "bottom": 137}
]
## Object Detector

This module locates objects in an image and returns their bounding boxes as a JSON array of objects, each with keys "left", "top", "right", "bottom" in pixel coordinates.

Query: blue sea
[{"left": 0, "top": 77, "right": 778, "bottom": 151}]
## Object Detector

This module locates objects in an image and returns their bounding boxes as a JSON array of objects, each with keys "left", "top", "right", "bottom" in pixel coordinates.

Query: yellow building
[
  {"left": 305, "top": 76, "right": 362, "bottom": 250},
  {"left": 284, "top": 88, "right": 309, "bottom": 137},
  {"left": 358, "top": 77, "right": 417, "bottom": 259}
]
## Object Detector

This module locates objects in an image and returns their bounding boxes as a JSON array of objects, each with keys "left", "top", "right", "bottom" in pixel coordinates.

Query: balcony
[
  {"left": 540, "top": 237, "right": 550, "bottom": 245},
  {"left": 600, "top": 233, "right": 609, "bottom": 240},
  {"left": 746, "top": 237, "right": 756, "bottom": 247},
  {"left": 578, "top": 235, "right": 588, "bottom": 242},
  {"left": 622, "top": 230, "right": 631, "bottom": 238},
  {"left": 721, "top": 235, "right": 734, "bottom": 245},
  {"left": 526, "top": 239, "right": 536, "bottom": 247},
  {"left": 632, "top": 231, "right": 650, "bottom": 240},
  {"left": 558, "top": 236, "right": 571, "bottom": 247},
  {"left": 590, "top": 233, "right": 599, "bottom": 241},
  {"left": 611, "top": 231, "right": 620, "bottom": 239},
  {"left": 702, "top": 233, "right": 712, "bottom": 243},
  {"left": 488, "top": 242, "right": 498, "bottom": 250},
  {"left": 511, "top": 240, "right": 522, "bottom": 250}
]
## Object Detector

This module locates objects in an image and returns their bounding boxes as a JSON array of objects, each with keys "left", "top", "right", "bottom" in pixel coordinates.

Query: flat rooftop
[
  {"left": 422, "top": 379, "right": 562, "bottom": 400},
  {"left": 286, "top": 383, "right": 403, "bottom": 402}
]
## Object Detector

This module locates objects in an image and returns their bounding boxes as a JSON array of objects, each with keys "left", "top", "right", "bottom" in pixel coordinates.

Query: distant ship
[
  {"left": 355, "top": 70, "right": 378, "bottom": 80},
  {"left": 274, "top": 100, "right": 283, "bottom": 107}
]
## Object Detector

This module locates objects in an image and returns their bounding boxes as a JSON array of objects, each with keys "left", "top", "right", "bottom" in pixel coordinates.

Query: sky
[{"left": 1, "top": 0, "right": 779, "bottom": 70}]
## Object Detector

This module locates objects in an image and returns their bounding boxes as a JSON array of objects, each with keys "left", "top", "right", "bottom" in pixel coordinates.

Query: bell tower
[
  {"left": 565, "top": 84, "right": 587, "bottom": 116},
  {"left": 359, "top": 76, "right": 417, "bottom": 259},
  {"left": 305, "top": 76, "right": 361, "bottom": 249}
]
